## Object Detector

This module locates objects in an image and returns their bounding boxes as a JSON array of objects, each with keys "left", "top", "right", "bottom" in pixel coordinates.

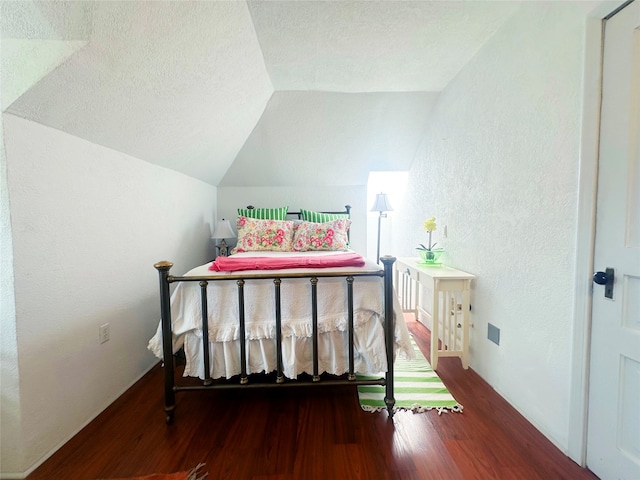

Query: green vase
[{"left": 418, "top": 249, "right": 443, "bottom": 265}]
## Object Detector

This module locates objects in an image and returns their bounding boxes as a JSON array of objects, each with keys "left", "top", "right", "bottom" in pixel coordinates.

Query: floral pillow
[
  {"left": 231, "top": 217, "right": 295, "bottom": 254},
  {"left": 292, "top": 219, "right": 351, "bottom": 252}
]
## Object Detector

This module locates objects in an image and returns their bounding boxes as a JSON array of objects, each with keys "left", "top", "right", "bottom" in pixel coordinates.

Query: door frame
[{"left": 568, "top": 0, "right": 635, "bottom": 466}]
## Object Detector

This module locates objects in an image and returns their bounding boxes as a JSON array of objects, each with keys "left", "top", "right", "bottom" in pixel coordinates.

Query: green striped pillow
[
  {"left": 300, "top": 208, "right": 349, "bottom": 223},
  {"left": 237, "top": 206, "right": 288, "bottom": 220}
]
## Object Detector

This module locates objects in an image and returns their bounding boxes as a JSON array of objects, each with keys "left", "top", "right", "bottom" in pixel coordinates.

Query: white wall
[
  {"left": 1, "top": 113, "right": 22, "bottom": 478},
  {"left": 218, "top": 186, "right": 368, "bottom": 256},
  {"left": 393, "top": 2, "right": 595, "bottom": 452},
  {"left": 1, "top": 114, "right": 217, "bottom": 477},
  {"left": 220, "top": 91, "right": 437, "bottom": 187}
]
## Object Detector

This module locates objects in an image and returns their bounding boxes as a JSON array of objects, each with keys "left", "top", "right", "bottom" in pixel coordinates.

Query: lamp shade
[
  {"left": 212, "top": 219, "right": 236, "bottom": 239},
  {"left": 371, "top": 193, "right": 393, "bottom": 213}
]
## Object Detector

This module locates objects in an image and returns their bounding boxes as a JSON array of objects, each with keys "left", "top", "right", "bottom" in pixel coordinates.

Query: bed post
[
  {"left": 154, "top": 261, "right": 176, "bottom": 424},
  {"left": 381, "top": 255, "right": 396, "bottom": 418}
]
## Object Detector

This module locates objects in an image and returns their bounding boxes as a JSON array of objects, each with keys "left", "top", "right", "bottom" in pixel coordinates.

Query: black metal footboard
[{"left": 154, "top": 255, "right": 396, "bottom": 423}]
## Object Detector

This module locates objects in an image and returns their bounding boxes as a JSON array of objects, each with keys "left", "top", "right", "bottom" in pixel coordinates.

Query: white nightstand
[{"left": 394, "top": 258, "right": 475, "bottom": 370}]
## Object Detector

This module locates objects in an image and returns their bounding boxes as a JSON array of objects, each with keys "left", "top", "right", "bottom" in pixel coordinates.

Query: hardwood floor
[{"left": 26, "top": 319, "right": 599, "bottom": 480}]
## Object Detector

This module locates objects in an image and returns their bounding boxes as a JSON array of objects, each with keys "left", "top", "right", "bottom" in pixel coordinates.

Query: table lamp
[
  {"left": 371, "top": 193, "right": 393, "bottom": 264},
  {"left": 211, "top": 219, "right": 236, "bottom": 257}
]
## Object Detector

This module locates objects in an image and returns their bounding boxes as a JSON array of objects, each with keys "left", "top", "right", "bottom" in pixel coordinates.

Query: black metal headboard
[{"left": 245, "top": 205, "right": 352, "bottom": 220}]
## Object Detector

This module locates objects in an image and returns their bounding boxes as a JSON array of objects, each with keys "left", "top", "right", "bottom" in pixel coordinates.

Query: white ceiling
[
  {"left": 2, "top": 1, "right": 518, "bottom": 186},
  {"left": 248, "top": 0, "right": 518, "bottom": 92}
]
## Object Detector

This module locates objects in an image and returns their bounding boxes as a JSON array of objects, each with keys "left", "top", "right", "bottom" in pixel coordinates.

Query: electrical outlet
[{"left": 99, "top": 323, "right": 110, "bottom": 344}]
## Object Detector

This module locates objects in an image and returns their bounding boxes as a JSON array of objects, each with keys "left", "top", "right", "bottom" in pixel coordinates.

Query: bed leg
[
  {"left": 346, "top": 276, "right": 356, "bottom": 381},
  {"left": 155, "top": 261, "right": 176, "bottom": 424},
  {"left": 381, "top": 256, "right": 396, "bottom": 418},
  {"left": 274, "top": 278, "right": 285, "bottom": 384},
  {"left": 237, "top": 279, "right": 249, "bottom": 385},
  {"left": 165, "top": 405, "right": 175, "bottom": 424},
  {"left": 310, "top": 277, "right": 320, "bottom": 382},
  {"left": 199, "top": 281, "right": 213, "bottom": 386}
]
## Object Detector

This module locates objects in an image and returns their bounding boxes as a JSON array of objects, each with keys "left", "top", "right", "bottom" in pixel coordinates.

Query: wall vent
[{"left": 488, "top": 323, "right": 500, "bottom": 345}]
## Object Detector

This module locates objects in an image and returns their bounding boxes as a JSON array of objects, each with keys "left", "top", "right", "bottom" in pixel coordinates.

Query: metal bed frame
[{"left": 153, "top": 255, "right": 397, "bottom": 423}]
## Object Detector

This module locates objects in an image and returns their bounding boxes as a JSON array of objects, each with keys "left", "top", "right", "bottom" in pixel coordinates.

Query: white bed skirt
[
  {"left": 149, "top": 308, "right": 413, "bottom": 380},
  {"left": 188, "top": 314, "right": 386, "bottom": 379}
]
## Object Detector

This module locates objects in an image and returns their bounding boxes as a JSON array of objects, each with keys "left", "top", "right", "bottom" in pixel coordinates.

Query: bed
[{"left": 148, "top": 206, "right": 413, "bottom": 423}]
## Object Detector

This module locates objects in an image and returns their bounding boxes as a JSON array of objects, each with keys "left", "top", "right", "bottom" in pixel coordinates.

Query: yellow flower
[{"left": 423, "top": 217, "right": 437, "bottom": 232}]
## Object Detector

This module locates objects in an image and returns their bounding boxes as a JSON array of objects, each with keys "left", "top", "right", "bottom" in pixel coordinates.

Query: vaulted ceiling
[{"left": 2, "top": 1, "right": 518, "bottom": 186}]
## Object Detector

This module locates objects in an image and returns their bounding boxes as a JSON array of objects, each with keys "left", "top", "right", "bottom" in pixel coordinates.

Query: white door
[{"left": 587, "top": 1, "right": 640, "bottom": 479}]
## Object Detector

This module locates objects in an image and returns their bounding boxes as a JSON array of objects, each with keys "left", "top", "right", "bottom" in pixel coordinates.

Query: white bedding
[{"left": 148, "top": 251, "right": 413, "bottom": 379}]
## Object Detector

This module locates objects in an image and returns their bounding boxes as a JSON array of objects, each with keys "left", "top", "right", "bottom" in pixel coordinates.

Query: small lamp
[
  {"left": 211, "top": 219, "right": 236, "bottom": 257},
  {"left": 371, "top": 193, "right": 393, "bottom": 264}
]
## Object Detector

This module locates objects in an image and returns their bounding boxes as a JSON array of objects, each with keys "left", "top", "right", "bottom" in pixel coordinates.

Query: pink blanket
[{"left": 209, "top": 252, "right": 366, "bottom": 272}]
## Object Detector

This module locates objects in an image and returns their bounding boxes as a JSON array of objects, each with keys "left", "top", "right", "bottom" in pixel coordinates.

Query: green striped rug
[{"left": 358, "top": 338, "right": 463, "bottom": 414}]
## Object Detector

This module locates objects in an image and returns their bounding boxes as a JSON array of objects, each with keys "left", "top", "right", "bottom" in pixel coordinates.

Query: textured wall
[
  {"left": 394, "top": 2, "right": 592, "bottom": 451},
  {"left": 2, "top": 1, "right": 519, "bottom": 187},
  {"left": 5, "top": 1, "right": 273, "bottom": 186},
  {"left": 220, "top": 91, "right": 438, "bottom": 187},
  {"left": 2, "top": 114, "right": 217, "bottom": 476},
  {"left": 1, "top": 113, "right": 22, "bottom": 476},
  {"left": 1, "top": 0, "right": 90, "bottom": 110}
]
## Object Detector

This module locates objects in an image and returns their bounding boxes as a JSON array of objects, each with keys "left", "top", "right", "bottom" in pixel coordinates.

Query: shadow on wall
[{"left": 175, "top": 218, "right": 214, "bottom": 270}]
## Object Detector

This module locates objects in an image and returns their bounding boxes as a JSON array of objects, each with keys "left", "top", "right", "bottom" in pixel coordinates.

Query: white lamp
[
  {"left": 211, "top": 219, "right": 236, "bottom": 257},
  {"left": 371, "top": 193, "right": 393, "bottom": 264}
]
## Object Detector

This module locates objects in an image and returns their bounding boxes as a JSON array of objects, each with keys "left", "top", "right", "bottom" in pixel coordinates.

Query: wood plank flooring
[{"left": 26, "top": 319, "right": 599, "bottom": 480}]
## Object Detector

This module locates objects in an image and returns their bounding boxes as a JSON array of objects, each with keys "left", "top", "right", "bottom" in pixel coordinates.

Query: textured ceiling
[
  {"left": 248, "top": 0, "right": 518, "bottom": 92},
  {"left": 4, "top": 1, "right": 273, "bottom": 185},
  {"left": 2, "top": 1, "right": 518, "bottom": 186}
]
